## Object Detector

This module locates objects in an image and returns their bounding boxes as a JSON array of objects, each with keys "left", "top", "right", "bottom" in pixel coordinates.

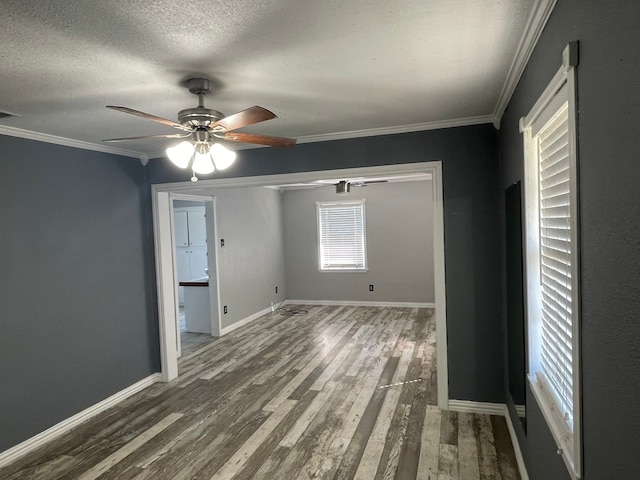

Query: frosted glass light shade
[
  {"left": 211, "top": 143, "right": 236, "bottom": 170},
  {"left": 192, "top": 150, "right": 215, "bottom": 174},
  {"left": 166, "top": 141, "right": 195, "bottom": 169}
]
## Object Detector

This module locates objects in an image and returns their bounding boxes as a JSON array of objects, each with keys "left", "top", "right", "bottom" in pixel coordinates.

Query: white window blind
[
  {"left": 537, "top": 103, "right": 574, "bottom": 432},
  {"left": 317, "top": 201, "right": 366, "bottom": 270}
]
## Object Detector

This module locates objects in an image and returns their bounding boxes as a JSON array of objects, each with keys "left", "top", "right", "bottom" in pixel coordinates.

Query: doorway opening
[
  {"left": 171, "top": 197, "right": 218, "bottom": 356},
  {"left": 151, "top": 162, "right": 448, "bottom": 409}
]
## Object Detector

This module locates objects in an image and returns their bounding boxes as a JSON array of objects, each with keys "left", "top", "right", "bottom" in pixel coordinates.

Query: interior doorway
[
  {"left": 153, "top": 192, "right": 220, "bottom": 376},
  {"left": 151, "top": 162, "right": 448, "bottom": 410},
  {"left": 171, "top": 197, "right": 216, "bottom": 356}
]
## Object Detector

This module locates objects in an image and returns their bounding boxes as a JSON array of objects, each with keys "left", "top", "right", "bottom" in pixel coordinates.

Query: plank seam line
[{"left": 379, "top": 378, "right": 423, "bottom": 389}]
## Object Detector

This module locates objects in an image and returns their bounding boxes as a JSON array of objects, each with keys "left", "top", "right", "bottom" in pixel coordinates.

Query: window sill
[
  {"left": 318, "top": 268, "right": 369, "bottom": 273},
  {"left": 528, "top": 375, "right": 580, "bottom": 479}
]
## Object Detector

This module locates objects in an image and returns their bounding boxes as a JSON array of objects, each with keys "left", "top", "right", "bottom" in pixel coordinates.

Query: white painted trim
[
  {"left": 152, "top": 163, "right": 440, "bottom": 193},
  {"left": 492, "top": 0, "right": 558, "bottom": 126},
  {"left": 284, "top": 299, "right": 436, "bottom": 309},
  {"left": 431, "top": 161, "right": 448, "bottom": 410},
  {"left": 1, "top": 115, "right": 493, "bottom": 160},
  {"left": 0, "top": 373, "right": 161, "bottom": 468},
  {"left": 206, "top": 197, "right": 223, "bottom": 338},
  {"left": 152, "top": 191, "right": 179, "bottom": 382},
  {"left": 529, "top": 376, "right": 579, "bottom": 479},
  {"left": 293, "top": 115, "right": 494, "bottom": 145},
  {"left": 447, "top": 400, "right": 506, "bottom": 416},
  {"left": 220, "top": 305, "right": 276, "bottom": 336},
  {"left": 503, "top": 405, "right": 530, "bottom": 480},
  {"left": 151, "top": 161, "right": 448, "bottom": 411},
  {"left": 0, "top": 124, "right": 145, "bottom": 159},
  {"left": 521, "top": 45, "right": 581, "bottom": 480}
]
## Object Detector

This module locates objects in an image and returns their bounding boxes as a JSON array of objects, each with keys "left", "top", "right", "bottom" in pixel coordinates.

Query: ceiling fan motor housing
[{"left": 178, "top": 107, "right": 225, "bottom": 129}]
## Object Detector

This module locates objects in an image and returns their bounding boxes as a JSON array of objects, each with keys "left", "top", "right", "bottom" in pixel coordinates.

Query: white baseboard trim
[
  {"left": 284, "top": 299, "right": 436, "bottom": 309},
  {"left": 447, "top": 399, "right": 507, "bottom": 416},
  {"left": 503, "top": 404, "right": 530, "bottom": 480},
  {"left": 447, "top": 400, "right": 529, "bottom": 480},
  {"left": 220, "top": 305, "right": 275, "bottom": 336},
  {"left": 0, "top": 373, "right": 162, "bottom": 468}
]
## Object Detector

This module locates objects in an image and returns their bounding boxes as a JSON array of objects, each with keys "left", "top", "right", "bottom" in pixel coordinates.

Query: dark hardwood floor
[{"left": 0, "top": 305, "right": 520, "bottom": 480}]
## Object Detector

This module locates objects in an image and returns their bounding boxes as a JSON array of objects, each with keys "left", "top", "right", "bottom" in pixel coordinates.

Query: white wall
[{"left": 282, "top": 180, "right": 434, "bottom": 303}]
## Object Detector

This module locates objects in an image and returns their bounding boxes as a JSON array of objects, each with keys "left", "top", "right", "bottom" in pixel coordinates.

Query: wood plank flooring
[{"left": 0, "top": 305, "right": 521, "bottom": 480}]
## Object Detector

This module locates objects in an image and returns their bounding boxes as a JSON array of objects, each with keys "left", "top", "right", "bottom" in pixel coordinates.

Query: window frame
[
  {"left": 316, "top": 199, "right": 368, "bottom": 272},
  {"left": 520, "top": 43, "right": 581, "bottom": 479}
]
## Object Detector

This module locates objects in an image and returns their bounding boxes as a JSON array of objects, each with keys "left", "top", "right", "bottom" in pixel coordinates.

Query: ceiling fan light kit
[
  {"left": 166, "top": 130, "right": 237, "bottom": 176},
  {"left": 103, "top": 77, "right": 296, "bottom": 181}
]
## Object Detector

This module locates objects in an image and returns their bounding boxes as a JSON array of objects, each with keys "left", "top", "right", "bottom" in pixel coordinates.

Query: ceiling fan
[
  {"left": 332, "top": 179, "right": 388, "bottom": 194},
  {"left": 103, "top": 78, "right": 296, "bottom": 179}
]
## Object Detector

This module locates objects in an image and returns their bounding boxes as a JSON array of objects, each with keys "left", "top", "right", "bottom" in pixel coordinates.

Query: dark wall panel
[
  {"left": 148, "top": 124, "right": 504, "bottom": 403},
  {"left": 498, "top": 1, "right": 640, "bottom": 478},
  {"left": 0, "top": 136, "right": 159, "bottom": 451}
]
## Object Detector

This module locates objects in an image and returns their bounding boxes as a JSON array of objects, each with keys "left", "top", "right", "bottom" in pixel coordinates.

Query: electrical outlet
[
  {"left": 275, "top": 286, "right": 278, "bottom": 294},
  {"left": 369, "top": 284, "right": 374, "bottom": 292},
  {"left": 223, "top": 305, "right": 228, "bottom": 314}
]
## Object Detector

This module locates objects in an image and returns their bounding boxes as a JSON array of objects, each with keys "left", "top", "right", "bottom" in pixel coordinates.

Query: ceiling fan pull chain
[{"left": 191, "top": 170, "right": 198, "bottom": 182}]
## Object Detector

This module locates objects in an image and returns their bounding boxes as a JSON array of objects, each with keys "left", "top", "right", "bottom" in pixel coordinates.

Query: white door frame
[
  {"left": 151, "top": 161, "right": 449, "bottom": 409},
  {"left": 152, "top": 191, "right": 220, "bottom": 381}
]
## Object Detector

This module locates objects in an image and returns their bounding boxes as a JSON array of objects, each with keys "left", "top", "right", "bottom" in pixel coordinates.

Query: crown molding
[
  {"left": 3, "top": 114, "right": 495, "bottom": 162},
  {"left": 0, "top": 124, "right": 145, "bottom": 159},
  {"left": 492, "top": 0, "right": 558, "bottom": 128},
  {"left": 293, "top": 115, "right": 494, "bottom": 145},
  {"left": 146, "top": 115, "right": 494, "bottom": 159}
]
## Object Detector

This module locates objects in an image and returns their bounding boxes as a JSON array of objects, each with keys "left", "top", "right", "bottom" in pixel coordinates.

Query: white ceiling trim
[
  {"left": 147, "top": 114, "right": 496, "bottom": 160},
  {"left": 492, "top": 0, "right": 558, "bottom": 127},
  {"left": 294, "top": 115, "right": 495, "bottom": 145},
  {"left": 0, "top": 124, "right": 145, "bottom": 160}
]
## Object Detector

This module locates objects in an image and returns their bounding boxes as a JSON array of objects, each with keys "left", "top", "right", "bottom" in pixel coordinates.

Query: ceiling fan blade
[
  {"left": 212, "top": 106, "right": 277, "bottom": 132},
  {"left": 222, "top": 132, "right": 296, "bottom": 148},
  {"left": 106, "top": 106, "right": 192, "bottom": 132},
  {"left": 102, "top": 133, "right": 191, "bottom": 142}
]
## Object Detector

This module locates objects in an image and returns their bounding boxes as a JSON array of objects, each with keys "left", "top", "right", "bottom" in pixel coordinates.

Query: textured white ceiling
[{"left": 0, "top": 0, "right": 538, "bottom": 157}]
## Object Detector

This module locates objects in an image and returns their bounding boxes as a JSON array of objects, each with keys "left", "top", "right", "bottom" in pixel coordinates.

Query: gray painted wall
[
  {"left": 498, "top": 1, "right": 640, "bottom": 478},
  {"left": 0, "top": 135, "right": 159, "bottom": 452},
  {"left": 282, "top": 181, "right": 434, "bottom": 303},
  {"left": 204, "top": 187, "right": 287, "bottom": 328},
  {"left": 148, "top": 124, "right": 504, "bottom": 404}
]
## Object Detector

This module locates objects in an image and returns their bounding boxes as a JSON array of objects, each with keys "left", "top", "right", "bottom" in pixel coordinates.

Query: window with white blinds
[
  {"left": 537, "top": 103, "right": 574, "bottom": 432},
  {"left": 316, "top": 200, "right": 367, "bottom": 271},
  {"left": 522, "top": 51, "right": 581, "bottom": 479}
]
